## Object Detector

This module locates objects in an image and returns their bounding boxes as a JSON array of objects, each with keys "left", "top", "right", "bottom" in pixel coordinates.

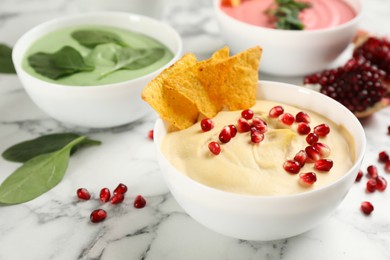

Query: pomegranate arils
[
  {"left": 297, "top": 122, "right": 311, "bottom": 135},
  {"left": 313, "top": 143, "right": 331, "bottom": 158},
  {"left": 367, "top": 165, "right": 378, "bottom": 178},
  {"left": 219, "top": 126, "right": 232, "bottom": 143},
  {"left": 114, "top": 183, "right": 128, "bottom": 195},
  {"left": 294, "top": 150, "right": 307, "bottom": 167},
  {"left": 314, "top": 159, "right": 333, "bottom": 172},
  {"left": 305, "top": 146, "right": 321, "bottom": 162},
  {"left": 279, "top": 113, "right": 295, "bottom": 125},
  {"left": 237, "top": 117, "right": 251, "bottom": 132},
  {"left": 252, "top": 117, "right": 268, "bottom": 133},
  {"left": 241, "top": 109, "right": 254, "bottom": 120},
  {"left": 283, "top": 160, "right": 301, "bottom": 174},
  {"left": 148, "top": 130, "right": 154, "bottom": 140},
  {"left": 378, "top": 151, "right": 389, "bottom": 163},
  {"left": 90, "top": 209, "right": 107, "bottom": 223},
  {"left": 295, "top": 111, "right": 311, "bottom": 123},
  {"left": 355, "top": 170, "right": 363, "bottom": 182},
  {"left": 388, "top": 125, "right": 390, "bottom": 135},
  {"left": 133, "top": 195, "right": 147, "bottom": 209},
  {"left": 366, "top": 178, "right": 377, "bottom": 193},
  {"left": 385, "top": 161, "right": 390, "bottom": 173},
  {"left": 361, "top": 201, "right": 374, "bottom": 215},
  {"left": 77, "top": 188, "right": 91, "bottom": 200},
  {"left": 269, "top": 105, "right": 284, "bottom": 118},
  {"left": 99, "top": 188, "right": 111, "bottom": 203},
  {"left": 314, "top": 124, "right": 330, "bottom": 137},
  {"left": 200, "top": 118, "right": 214, "bottom": 132},
  {"left": 306, "top": 133, "right": 319, "bottom": 145},
  {"left": 208, "top": 141, "right": 221, "bottom": 155},
  {"left": 228, "top": 124, "right": 237, "bottom": 138},
  {"left": 251, "top": 130, "right": 264, "bottom": 143},
  {"left": 299, "top": 172, "right": 317, "bottom": 185},
  {"left": 110, "top": 193, "right": 125, "bottom": 204},
  {"left": 376, "top": 176, "right": 387, "bottom": 191}
]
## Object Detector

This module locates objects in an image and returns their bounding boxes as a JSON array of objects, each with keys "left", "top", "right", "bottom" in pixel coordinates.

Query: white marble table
[{"left": 0, "top": 0, "right": 390, "bottom": 259}]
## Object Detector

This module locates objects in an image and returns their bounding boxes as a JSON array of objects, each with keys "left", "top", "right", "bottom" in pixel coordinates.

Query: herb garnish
[
  {"left": 266, "top": 0, "right": 311, "bottom": 30},
  {"left": 0, "top": 133, "right": 101, "bottom": 205},
  {"left": 28, "top": 46, "right": 94, "bottom": 79},
  {"left": 0, "top": 43, "right": 16, "bottom": 74},
  {"left": 71, "top": 29, "right": 128, "bottom": 48}
]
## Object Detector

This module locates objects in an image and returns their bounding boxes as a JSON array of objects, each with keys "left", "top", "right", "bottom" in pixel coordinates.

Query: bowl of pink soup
[{"left": 214, "top": 0, "right": 362, "bottom": 76}]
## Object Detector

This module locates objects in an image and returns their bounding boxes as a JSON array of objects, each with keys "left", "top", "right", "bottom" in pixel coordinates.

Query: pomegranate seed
[
  {"left": 90, "top": 209, "right": 107, "bottom": 223},
  {"left": 314, "top": 124, "right": 330, "bottom": 137},
  {"left": 133, "top": 195, "right": 147, "bottom": 208},
  {"left": 228, "top": 124, "right": 237, "bottom": 137},
  {"left": 110, "top": 193, "right": 125, "bottom": 204},
  {"left": 208, "top": 141, "right": 221, "bottom": 155},
  {"left": 378, "top": 151, "right": 389, "bottom": 162},
  {"left": 366, "top": 178, "right": 377, "bottom": 193},
  {"left": 305, "top": 146, "right": 321, "bottom": 162},
  {"left": 251, "top": 117, "right": 268, "bottom": 133},
  {"left": 306, "top": 133, "right": 319, "bottom": 145},
  {"left": 388, "top": 126, "right": 390, "bottom": 135},
  {"left": 99, "top": 188, "right": 111, "bottom": 203},
  {"left": 241, "top": 109, "right": 254, "bottom": 120},
  {"left": 279, "top": 113, "right": 295, "bottom": 125},
  {"left": 376, "top": 176, "right": 387, "bottom": 191},
  {"left": 77, "top": 188, "right": 91, "bottom": 200},
  {"left": 385, "top": 161, "right": 390, "bottom": 173},
  {"left": 237, "top": 118, "right": 251, "bottom": 132},
  {"left": 294, "top": 150, "right": 307, "bottom": 167},
  {"left": 219, "top": 126, "right": 232, "bottom": 143},
  {"left": 251, "top": 129, "right": 264, "bottom": 143},
  {"left": 283, "top": 160, "right": 301, "bottom": 174},
  {"left": 200, "top": 118, "right": 214, "bottom": 132},
  {"left": 295, "top": 111, "right": 311, "bottom": 123},
  {"left": 269, "top": 105, "right": 284, "bottom": 118},
  {"left": 114, "top": 183, "right": 128, "bottom": 195},
  {"left": 367, "top": 165, "right": 378, "bottom": 178},
  {"left": 355, "top": 170, "right": 363, "bottom": 182},
  {"left": 299, "top": 172, "right": 317, "bottom": 185},
  {"left": 148, "top": 130, "right": 154, "bottom": 140},
  {"left": 360, "top": 201, "right": 374, "bottom": 215},
  {"left": 313, "top": 143, "right": 331, "bottom": 158},
  {"left": 297, "top": 122, "right": 311, "bottom": 135},
  {"left": 314, "top": 159, "right": 333, "bottom": 172}
]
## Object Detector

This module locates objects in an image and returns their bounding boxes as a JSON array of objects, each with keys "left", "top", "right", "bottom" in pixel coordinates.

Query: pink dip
[{"left": 221, "top": 0, "right": 357, "bottom": 30}]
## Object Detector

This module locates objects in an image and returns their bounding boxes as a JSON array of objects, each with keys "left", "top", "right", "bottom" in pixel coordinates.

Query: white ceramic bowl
[
  {"left": 154, "top": 81, "right": 366, "bottom": 241},
  {"left": 12, "top": 12, "right": 182, "bottom": 128},
  {"left": 213, "top": 0, "right": 362, "bottom": 76}
]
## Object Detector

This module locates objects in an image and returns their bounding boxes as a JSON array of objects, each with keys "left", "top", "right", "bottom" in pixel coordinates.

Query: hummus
[{"left": 162, "top": 100, "right": 355, "bottom": 196}]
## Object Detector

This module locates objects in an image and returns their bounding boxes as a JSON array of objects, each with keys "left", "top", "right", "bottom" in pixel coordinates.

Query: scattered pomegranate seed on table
[
  {"left": 367, "top": 165, "right": 378, "bottom": 178},
  {"left": 366, "top": 178, "right": 377, "bottom": 193},
  {"left": 378, "top": 151, "right": 389, "bottom": 163},
  {"left": 208, "top": 141, "right": 221, "bottom": 155},
  {"left": 99, "top": 188, "right": 111, "bottom": 203},
  {"left": 114, "top": 183, "right": 128, "bottom": 195},
  {"left": 376, "top": 176, "right": 387, "bottom": 191},
  {"left": 388, "top": 126, "right": 390, "bottom": 135},
  {"left": 200, "top": 118, "right": 214, "bottom": 132},
  {"left": 90, "top": 209, "right": 107, "bottom": 223},
  {"left": 77, "top": 188, "right": 91, "bottom": 200},
  {"left": 355, "top": 170, "right": 363, "bottom": 182},
  {"left": 241, "top": 109, "right": 254, "bottom": 120},
  {"left": 133, "top": 195, "right": 147, "bottom": 209},
  {"left": 148, "top": 130, "right": 154, "bottom": 140},
  {"left": 361, "top": 201, "right": 374, "bottom": 215},
  {"left": 385, "top": 161, "right": 390, "bottom": 173},
  {"left": 110, "top": 193, "right": 125, "bottom": 204}
]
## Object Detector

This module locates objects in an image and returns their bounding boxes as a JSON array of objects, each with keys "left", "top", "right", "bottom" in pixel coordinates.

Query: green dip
[{"left": 22, "top": 25, "right": 174, "bottom": 86}]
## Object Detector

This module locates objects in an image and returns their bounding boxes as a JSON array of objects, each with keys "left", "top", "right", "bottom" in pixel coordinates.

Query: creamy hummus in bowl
[{"left": 154, "top": 80, "right": 365, "bottom": 240}]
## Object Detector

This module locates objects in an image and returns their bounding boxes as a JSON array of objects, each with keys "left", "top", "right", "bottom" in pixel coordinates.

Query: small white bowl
[
  {"left": 213, "top": 0, "right": 362, "bottom": 76},
  {"left": 12, "top": 12, "right": 182, "bottom": 128},
  {"left": 154, "top": 81, "right": 366, "bottom": 241}
]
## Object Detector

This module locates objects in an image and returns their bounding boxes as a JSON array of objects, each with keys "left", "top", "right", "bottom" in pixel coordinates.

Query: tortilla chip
[{"left": 141, "top": 54, "right": 199, "bottom": 130}]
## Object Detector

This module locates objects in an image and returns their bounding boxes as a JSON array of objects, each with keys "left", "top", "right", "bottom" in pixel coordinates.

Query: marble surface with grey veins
[{"left": 0, "top": 0, "right": 390, "bottom": 259}]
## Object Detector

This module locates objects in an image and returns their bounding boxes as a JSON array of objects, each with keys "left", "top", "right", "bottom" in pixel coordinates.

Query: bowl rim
[
  {"left": 213, "top": 0, "right": 363, "bottom": 35},
  {"left": 12, "top": 11, "right": 183, "bottom": 90},
  {"left": 154, "top": 80, "right": 366, "bottom": 201}
]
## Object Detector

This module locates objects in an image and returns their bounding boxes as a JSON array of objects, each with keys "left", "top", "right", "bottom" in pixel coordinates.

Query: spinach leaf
[
  {"left": 0, "top": 43, "right": 16, "bottom": 74},
  {"left": 71, "top": 30, "right": 127, "bottom": 48},
  {"left": 2, "top": 133, "right": 101, "bottom": 163},
  {"left": 100, "top": 47, "right": 165, "bottom": 78},
  {"left": 28, "top": 46, "right": 94, "bottom": 79},
  {"left": 85, "top": 43, "right": 120, "bottom": 67},
  {"left": 0, "top": 136, "right": 86, "bottom": 205}
]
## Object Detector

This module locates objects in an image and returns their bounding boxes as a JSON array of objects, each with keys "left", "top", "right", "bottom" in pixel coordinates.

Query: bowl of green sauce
[{"left": 12, "top": 12, "right": 182, "bottom": 128}]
